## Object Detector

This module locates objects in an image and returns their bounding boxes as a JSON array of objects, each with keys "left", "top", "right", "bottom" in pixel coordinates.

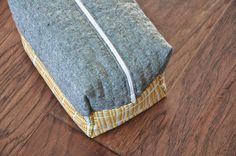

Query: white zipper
[{"left": 74, "top": 0, "right": 136, "bottom": 103}]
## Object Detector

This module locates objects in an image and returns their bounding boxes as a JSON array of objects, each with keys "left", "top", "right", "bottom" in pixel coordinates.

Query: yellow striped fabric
[{"left": 21, "top": 34, "right": 167, "bottom": 138}]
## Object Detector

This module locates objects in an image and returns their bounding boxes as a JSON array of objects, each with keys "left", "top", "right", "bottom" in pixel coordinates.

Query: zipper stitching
[{"left": 74, "top": 0, "right": 136, "bottom": 103}]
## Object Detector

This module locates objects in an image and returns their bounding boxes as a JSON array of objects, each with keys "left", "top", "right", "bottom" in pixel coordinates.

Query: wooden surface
[{"left": 0, "top": 0, "right": 235, "bottom": 155}]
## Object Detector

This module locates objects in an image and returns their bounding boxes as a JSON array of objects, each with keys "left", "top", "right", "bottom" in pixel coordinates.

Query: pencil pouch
[{"left": 8, "top": 0, "right": 172, "bottom": 137}]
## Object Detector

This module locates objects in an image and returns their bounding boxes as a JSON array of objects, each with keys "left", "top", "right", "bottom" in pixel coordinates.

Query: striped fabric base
[{"left": 21, "top": 34, "right": 167, "bottom": 138}]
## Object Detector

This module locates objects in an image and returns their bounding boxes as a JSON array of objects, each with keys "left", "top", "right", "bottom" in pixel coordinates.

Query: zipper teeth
[{"left": 75, "top": 0, "right": 136, "bottom": 103}]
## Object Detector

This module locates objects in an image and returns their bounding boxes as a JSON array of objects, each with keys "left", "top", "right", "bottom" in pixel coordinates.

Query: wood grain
[
  {"left": 18, "top": 115, "right": 118, "bottom": 156},
  {"left": 0, "top": 1, "right": 118, "bottom": 156},
  {"left": 50, "top": 0, "right": 232, "bottom": 129},
  {"left": 137, "top": 0, "right": 231, "bottom": 89},
  {"left": 94, "top": 0, "right": 236, "bottom": 155},
  {"left": 1, "top": 0, "right": 236, "bottom": 155},
  {"left": 0, "top": 1, "right": 57, "bottom": 155},
  {"left": 50, "top": 104, "right": 82, "bottom": 132}
]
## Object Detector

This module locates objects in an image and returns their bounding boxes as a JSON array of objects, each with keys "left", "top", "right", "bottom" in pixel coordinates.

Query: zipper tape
[{"left": 74, "top": 0, "right": 136, "bottom": 103}]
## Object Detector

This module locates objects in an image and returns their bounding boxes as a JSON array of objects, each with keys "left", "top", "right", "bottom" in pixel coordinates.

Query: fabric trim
[{"left": 21, "top": 34, "right": 167, "bottom": 138}]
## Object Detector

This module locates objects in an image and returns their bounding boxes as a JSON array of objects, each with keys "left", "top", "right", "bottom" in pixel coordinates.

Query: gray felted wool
[{"left": 8, "top": 0, "right": 172, "bottom": 116}]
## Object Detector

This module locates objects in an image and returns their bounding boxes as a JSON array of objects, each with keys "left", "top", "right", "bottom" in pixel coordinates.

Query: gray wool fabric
[{"left": 8, "top": 0, "right": 172, "bottom": 116}]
